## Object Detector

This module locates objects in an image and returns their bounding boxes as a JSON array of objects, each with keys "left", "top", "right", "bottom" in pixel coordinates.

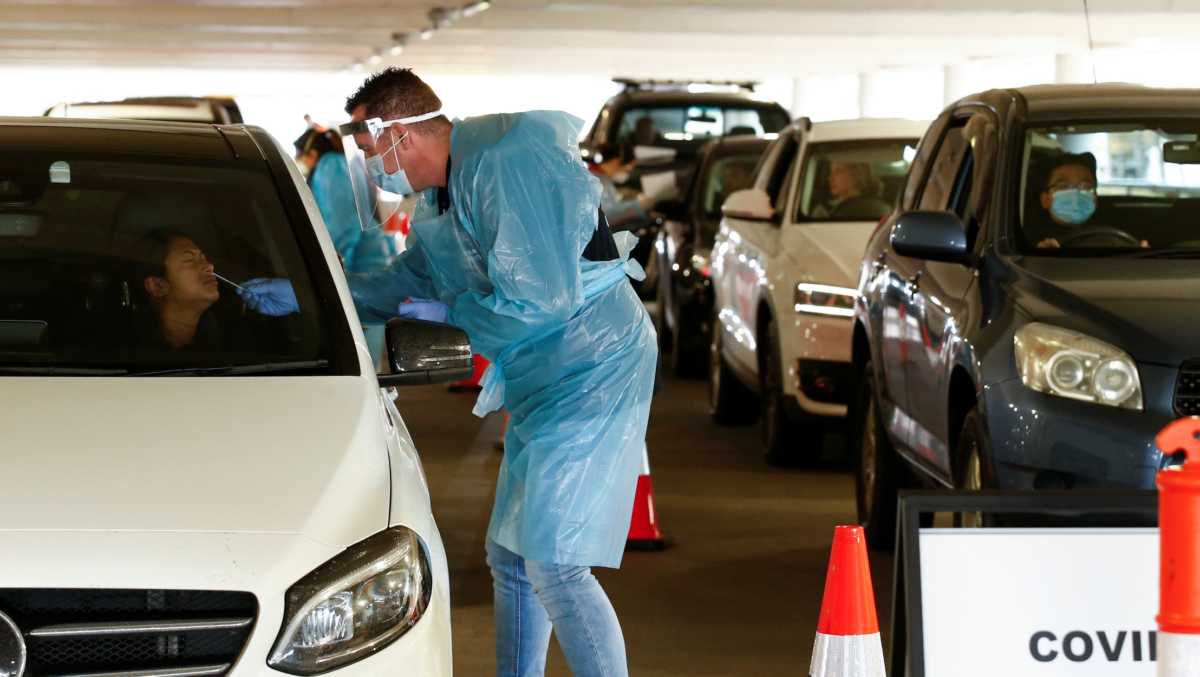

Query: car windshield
[
  {"left": 698, "top": 150, "right": 764, "bottom": 244},
  {"left": 1019, "top": 122, "right": 1200, "bottom": 256},
  {"left": 616, "top": 105, "right": 787, "bottom": 150},
  {"left": 0, "top": 151, "right": 343, "bottom": 375},
  {"left": 795, "top": 139, "right": 918, "bottom": 223}
]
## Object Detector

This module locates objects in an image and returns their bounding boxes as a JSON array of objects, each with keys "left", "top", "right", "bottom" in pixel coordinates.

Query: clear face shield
[{"left": 336, "top": 110, "right": 442, "bottom": 232}]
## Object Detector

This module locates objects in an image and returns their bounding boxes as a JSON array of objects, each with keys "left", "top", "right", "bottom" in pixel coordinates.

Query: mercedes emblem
[{"left": 0, "top": 610, "right": 25, "bottom": 677}]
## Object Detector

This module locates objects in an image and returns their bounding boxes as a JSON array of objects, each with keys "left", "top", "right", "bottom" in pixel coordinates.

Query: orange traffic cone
[
  {"left": 810, "top": 525, "right": 885, "bottom": 677},
  {"left": 1155, "top": 417, "right": 1200, "bottom": 675},
  {"left": 626, "top": 444, "right": 666, "bottom": 551}
]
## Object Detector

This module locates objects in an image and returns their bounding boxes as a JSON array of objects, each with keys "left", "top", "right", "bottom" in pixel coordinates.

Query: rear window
[
  {"left": 615, "top": 105, "right": 787, "bottom": 148},
  {"left": 0, "top": 151, "right": 350, "bottom": 376}
]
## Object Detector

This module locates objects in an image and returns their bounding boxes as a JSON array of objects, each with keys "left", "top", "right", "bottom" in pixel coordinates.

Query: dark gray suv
[{"left": 852, "top": 84, "right": 1200, "bottom": 547}]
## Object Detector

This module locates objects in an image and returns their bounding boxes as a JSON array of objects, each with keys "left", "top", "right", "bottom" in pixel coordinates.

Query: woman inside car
[{"left": 135, "top": 228, "right": 221, "bottom": 350}]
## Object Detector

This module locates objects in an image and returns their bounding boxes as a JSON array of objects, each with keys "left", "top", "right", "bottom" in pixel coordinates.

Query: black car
[
  {"left": 581, "top": 80, "right": 789, "bottom": 169},
  {"left": 852, "top": 84, "right": 1200, "bottom": 547},
  {"left": 652, "top": 135, "right": 770, "bottom": 377},
  {"left": 582, "top": 80, "right": 790, "bottom": 295}
]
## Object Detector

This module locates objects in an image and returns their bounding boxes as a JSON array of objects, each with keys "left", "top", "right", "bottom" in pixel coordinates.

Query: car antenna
[{"left": 1082, "top": 0, "right": 1098, "bottom": 84}]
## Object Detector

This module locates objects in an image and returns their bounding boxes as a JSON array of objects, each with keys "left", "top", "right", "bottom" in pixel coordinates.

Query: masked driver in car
[{"left": 1035, "top": 152, "right": 1149, "bottom": 249}]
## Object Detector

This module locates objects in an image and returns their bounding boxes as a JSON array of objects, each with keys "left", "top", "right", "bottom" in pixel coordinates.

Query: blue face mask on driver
[
  {"left": 1050, "top": 188, "right": 1096, "bottom": 225},
  {"left": 367, "top": 131, "right": 415, "bottom": 196}
]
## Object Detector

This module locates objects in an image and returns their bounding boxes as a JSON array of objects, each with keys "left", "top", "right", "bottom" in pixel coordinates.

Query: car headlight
[
  {"left": 268, "top": 526, "right": 433, "bottom": 675},
  {"left": 794, "top": 282, "right": 856, "bottom": 318},
  {"left": 1013, "top": 323, "right": 1143, "bottom": 410}
]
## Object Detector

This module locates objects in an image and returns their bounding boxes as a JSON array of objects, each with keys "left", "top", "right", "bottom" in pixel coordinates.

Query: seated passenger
[
  {"left": 712, "top": 159, "right": 754, "bottom": 210},
  {"left": 136, "top": 229, "right": 220, "bottom": 350},
  {"left": 815, "top": 161, "right": 891, "bottom": 220}
]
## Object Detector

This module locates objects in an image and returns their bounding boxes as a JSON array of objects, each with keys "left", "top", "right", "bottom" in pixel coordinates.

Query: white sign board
[{"left": 919, "top": 528, "right": 1157, "bottom": 676}]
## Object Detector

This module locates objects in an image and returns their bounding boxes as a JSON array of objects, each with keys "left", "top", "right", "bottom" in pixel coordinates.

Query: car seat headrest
[{"left": 111, "top": 192, "right": 216, "bottom": 254}]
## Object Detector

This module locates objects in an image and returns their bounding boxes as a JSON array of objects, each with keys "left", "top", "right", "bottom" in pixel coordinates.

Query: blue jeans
[{"left": 486, "top": 539, "right": 629, "bottom": 677}]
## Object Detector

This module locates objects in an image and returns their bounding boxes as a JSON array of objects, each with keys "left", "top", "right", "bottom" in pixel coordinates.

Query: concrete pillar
[
  {"left": 943, "top": 63, "right": 970, "bottom": 105},
  {"left": 791, "top": 77, "right": 807, "bottom": 119},
  {"left": 1055, "top": 53, "right": 1095, "bottom": 84},
  {"left": 857, "top": 72, "right": 871, "bottom": 119}
]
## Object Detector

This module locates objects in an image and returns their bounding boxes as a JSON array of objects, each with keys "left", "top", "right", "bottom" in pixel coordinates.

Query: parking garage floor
[{"left": 397, "top": 372, "right": 895, "bottom": 675}]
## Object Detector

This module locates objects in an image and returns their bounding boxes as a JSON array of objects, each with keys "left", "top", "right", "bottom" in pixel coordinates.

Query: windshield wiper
[
  {"left": 1116, "top": 247, "right": 1200, "bottom": 259},
  {"left": 0, "top": 366, "right": 130, "bottom": 376},
  {"left": 132, "top": 360, "right": 330, "bottom": 377}
]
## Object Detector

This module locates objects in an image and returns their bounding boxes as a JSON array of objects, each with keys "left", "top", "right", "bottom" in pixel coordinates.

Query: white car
[
  {"left": 0, "top": 117, "right": 456, "bottom": 676},
  {"left": 709, "top": 117, "right": 927, "bottom": 464},
  {"left": 45, "top": 96, "right": 243, "bottom": 124}
]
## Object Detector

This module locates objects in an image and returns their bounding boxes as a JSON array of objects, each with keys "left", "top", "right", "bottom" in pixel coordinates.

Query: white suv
[{"left": 709, "top": 117, "right": 927, "bottom": 464}]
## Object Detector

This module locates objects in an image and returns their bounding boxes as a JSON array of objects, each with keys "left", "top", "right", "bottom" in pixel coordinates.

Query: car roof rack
[{"left": 613, "top": 78, "right": 758, "bottom": 93}]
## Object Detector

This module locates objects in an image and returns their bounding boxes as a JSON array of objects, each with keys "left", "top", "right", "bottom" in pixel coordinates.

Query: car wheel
[
  {"left": 761, "top": 319, "right": 805, "bottom": 465},
  {"left": 854, "top": 359, "right": 899, "bottom": 550},
  {"left": 954, "top": 407, "right": 993, "bottom": 528},
  {"left": 708, "top": 312, "right": 757, "bottom": 425}
]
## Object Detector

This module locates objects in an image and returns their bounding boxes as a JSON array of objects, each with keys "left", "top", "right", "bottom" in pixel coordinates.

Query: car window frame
[{"left": 244, "top": 127, "right": 361, "bottom": 375}]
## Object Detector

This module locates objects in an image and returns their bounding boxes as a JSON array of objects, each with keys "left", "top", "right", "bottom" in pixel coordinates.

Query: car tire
[
  {"left": 761, "top": 319, "right": 805, "bottom": 466},
  {"left": 854, "top": 359, "right": 899, "bottom": 550},
  {"left": 708, "top": 312, "right": 757, "bottom": 425},
  {"left": 954, "top": 407, "right": 994, "bottom": 528}
]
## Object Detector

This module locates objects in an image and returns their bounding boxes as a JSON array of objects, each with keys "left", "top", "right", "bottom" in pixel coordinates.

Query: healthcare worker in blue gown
[
  {"left": 292, "top": 126, "right": 396, "bottom": 365},
  {"left": 241, "top": 68, "right": 656, "bottom": 677}
]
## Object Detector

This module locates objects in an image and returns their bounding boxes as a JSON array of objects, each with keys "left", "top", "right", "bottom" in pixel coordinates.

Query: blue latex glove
[
  {"left": 396, "top": 298, "right": 450, "bottom": 324},
  {"left": 237, "top": 278, "right": 299, "bottom": 316}
]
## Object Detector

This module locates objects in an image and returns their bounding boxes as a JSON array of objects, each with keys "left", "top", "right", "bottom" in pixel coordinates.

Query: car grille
[
  {"left": 1175, "top": 361, "right": 1200, "bottom": 417},
  {"left": 0, "top": 589, "right": 257, "bottom": 677}
]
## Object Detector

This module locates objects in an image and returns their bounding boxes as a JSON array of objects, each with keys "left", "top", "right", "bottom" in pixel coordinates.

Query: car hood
[
  {"left": 788, "top": 222, "right": 877, "bottom": 287},
  {"left": 1010, "top": 256, "right": 1200, "bottom": 366},
  {"left": 0, "top": 377, "right": 389, "bottom": 545}
]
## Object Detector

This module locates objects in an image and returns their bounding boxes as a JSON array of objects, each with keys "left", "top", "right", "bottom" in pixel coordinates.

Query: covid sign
[{"left": 919, "top": 529, "right": 1157, "bottom": 676}]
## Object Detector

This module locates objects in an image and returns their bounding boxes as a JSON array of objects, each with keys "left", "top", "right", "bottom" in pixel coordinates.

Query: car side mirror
[
  {"left": 378, "top": 318, "right": 474, "bottom": 387},
  {"left": 890, "top": 211, "right": 971, "bottom": 264},
  {"left": 722, "top": 188, "right": 777, "bottom": 224}
]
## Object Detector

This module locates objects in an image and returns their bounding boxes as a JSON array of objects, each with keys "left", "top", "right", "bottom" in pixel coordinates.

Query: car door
[
  {"left": 903, "top": 110, "right": 995, "bottom": 478},
  {"left": 715, "top": 129, "right": 800, "bottom": 379},
  {"left": 876, "top": 129, "right": 943, "bottom": 443}
]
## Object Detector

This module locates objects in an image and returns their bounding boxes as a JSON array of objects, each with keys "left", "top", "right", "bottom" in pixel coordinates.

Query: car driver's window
[
  {"left": 918, "top": 119, "right": 972, "bottom": 212},
  {"left": 767, "top": 135, "right": 799, "bottom": 217}
]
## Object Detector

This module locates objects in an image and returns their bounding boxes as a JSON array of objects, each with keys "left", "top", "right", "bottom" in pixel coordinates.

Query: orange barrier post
[
  {"left": 449, "top": 354, "right": 488, "bottom": 392},
  {"left": 810, "top": 525, "right": 885, "bottom": 677},
  {"left": 1156, "top": 417, "right": 1200, "bottom": 676},
  {"left": 626, "top": 444, "right": 666, "bottom": 550}
]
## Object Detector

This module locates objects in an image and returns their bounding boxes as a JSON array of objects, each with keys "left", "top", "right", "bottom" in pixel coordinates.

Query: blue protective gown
[
  {"left": 349, "top": 112, "right": 657, "bottom": 568},
  {"left": 309, "top": 152, "right": 396, "bottom": 363}
]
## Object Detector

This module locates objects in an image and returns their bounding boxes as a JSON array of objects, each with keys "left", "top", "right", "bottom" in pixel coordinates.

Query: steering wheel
[{"left": 1057, "top": 226, "right": 1142, "bottom": 248}]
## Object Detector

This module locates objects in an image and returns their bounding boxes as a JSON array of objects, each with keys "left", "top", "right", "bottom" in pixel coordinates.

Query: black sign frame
[{"left": 889, "top": 490, "right": 1158, "bottom": 677}]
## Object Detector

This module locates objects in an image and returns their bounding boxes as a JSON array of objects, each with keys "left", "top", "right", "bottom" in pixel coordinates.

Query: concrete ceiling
[{"left": 4, "top": 0, "right": 1200, "bottom": 77}]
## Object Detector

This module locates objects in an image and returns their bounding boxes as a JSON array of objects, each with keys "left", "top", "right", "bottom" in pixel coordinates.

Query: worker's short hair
[{"left": 344, "top": 67, "right": 451, "bottom": 136}]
